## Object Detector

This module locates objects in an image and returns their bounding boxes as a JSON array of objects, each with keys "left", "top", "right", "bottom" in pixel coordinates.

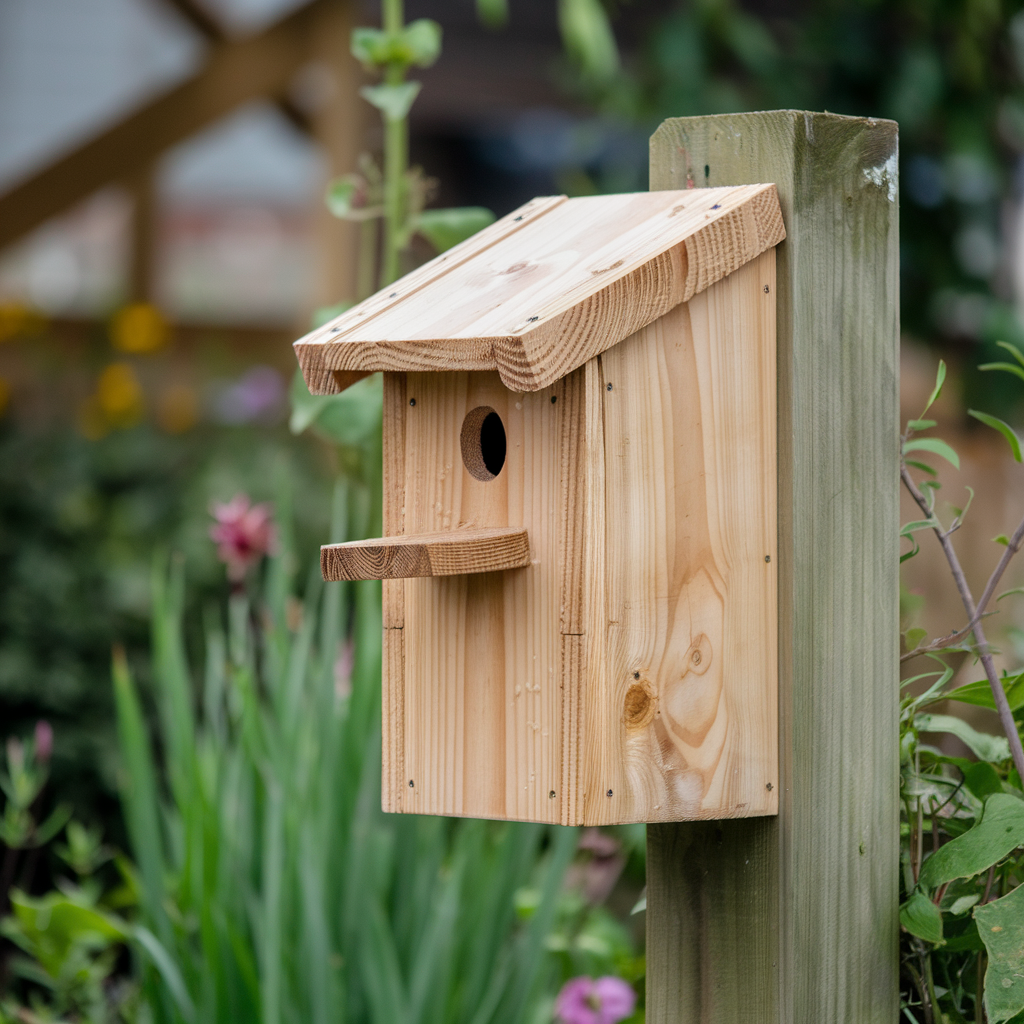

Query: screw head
[
  {"left": 409, "top": 779, "right": 414, "bottom": 787},
  {"left": 766, "top": 782, "right": 773, "bottom": 791},
  {"left": 606, "top": 382, "right": 613, "bottom": 391},
  {"left": 550, "top": 395, "right": 557, "bottom": 404},
  {"left": 763, "top": 285, "right": 770, "bottom": 294},
  {"left": 765, "top": 554, "right": 771, "bottom": 563},
  {"left": 606, "top": 789, "right": 613, "bottom": 797},
  {"left": 549, "top": 790, "right": 556, "bottom": 799},
  {"left": 633, "top": 671, "right": 640, "bottom": 680},
  {"left": 409, "top": 398, "right": 416, "bottom": 407}
]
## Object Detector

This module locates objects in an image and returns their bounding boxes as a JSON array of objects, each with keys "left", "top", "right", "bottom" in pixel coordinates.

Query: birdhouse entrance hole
[{"left": 461, "top": 406, "right": 506, "bottom": 481}]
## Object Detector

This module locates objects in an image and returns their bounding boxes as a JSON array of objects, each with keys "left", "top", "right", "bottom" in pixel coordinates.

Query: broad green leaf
[
  {"left": 351, "top": 27, "right": 391, "bottom": 65},
  {"left": 915, "top": 714, "right": 1011, "bottom": 764},
  {"left": 921, "top": 359, "right": 946, "bottom": 416},
  {"left": 977, "top": 883, "right": 1024, "bottom": 1022},
  {"left": 360, "top": 82, "right": 422, "bottom": 121},
  {"left": 980, "top": 361, "right": 1024, "bottom": 384},
  {"left": 969, "top": 410, "right": 1022, "bottom": 462},
  {"left": 904, "top": 627, "right": 927, "bottom": 650},
  {"left": 416, "top": 207, "right": 495, "bottom": 252},
  {"left": 961, "top": 761, "right": 1005, "bottom": 800},
  {"left": 401, "top": 19, "right": 442, "bottom": 66},
  {"left": 908, "top": 418, "right": 937, "bottom": 430},
  {"left": 476, "top": 0, "right": 509, "bottom": 27},
  {"left": 311, "top": 301, "right": 352, "bottom": 330},
  {"left": 900, "top": 891, "right": 943, "bottom": 943},
  {"left": 903, "top": 437, "right": 960, "bottom": 469},
  {"left": 947, "top": 675, "right": 1024, "bottom": 714},
  {"left": 949, "top": 894, "right": 981, "bottom": 915},
  {"left": 944, "top": 919, "right": 985, "bottom": 951},
  {"left": 290, "top": 369, "right": 382, "bottom": 446},
  {"left": 919, "top": 794, "right": 1024, "bottom": 889},
  {"left": 901, "top": 518, "right": 939, "bottom": 537}
]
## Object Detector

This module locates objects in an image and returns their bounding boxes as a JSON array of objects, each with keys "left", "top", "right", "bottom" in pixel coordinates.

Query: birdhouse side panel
[
  {"left": 570, "top": 249, "right": 778, "bottom": 825},
  {"left": 385, "top": 370, "right": 580, "bottom": 822}
]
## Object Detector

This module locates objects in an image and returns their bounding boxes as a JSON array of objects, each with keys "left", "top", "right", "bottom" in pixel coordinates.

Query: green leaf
[
  {"left": 360, "top": 82, "right": 422, "bottom": 121},
  {"left": 949, "top": 894, "right": 981, "bottom": 916},
  {"left": 999, "top": 588, "right": 1024, "bottom": 601},
  {"left": 976, "top": 882, "right": 1024, "bottom": 1022},
  {"left": 908, "top": 418, "right": 937, "bottom": 430},
  {"left": 325, "top": 175, "right": 380, "bottom": 222},
  {"left": 351, "top": 21, "right": 441, "bottom": 68},
  {"left": 919, "top": 794, "right": 1024, "bottom": 889},
  {"left": 944, "top": 919, "right": 986, "bottom": 951},
  {"left": 996, "top": 534, "right": 1012, "bottom": 546},
  {"left": 998, "top": 340, "right": 1024, "bottom": 367},
  {"left": 921, "top": 359, "right": 946, "bottom": 416},
  {"left": 416, "top": 207, "right": 496, "bottom": 253},
  {"left": 476, "top": 0, "right": 509, "bottom": 28},
  {"left": 980, "top": 362, "right": 1024, "bottom": 384},
  {"left": 311, "top": 301, "right": 353, "bottom": 330},
  {"left": 290, "top": 369, "right": 383, "bottom": 446},
  {"left": 901, "top": 537, "right": 920, "bottom": 563},
  {"left": 900, "top": 891, "right": 943, "bottom": 943},
  {"left": 905, "top": 627, "right": 928, "bottom": 650},
  {"left": 903, "top": 437, "right": 960, "bottom": 469},
  {"left": 969, "top": 410, "right": 1023, "bottom": 462},
  {"left": 906, "top": 459, "right": 938, "bottom": 476},
  {"left": 134, "top": 926, "right": 196, "bottom": 1023},
  {"left": 902, "top": 518, "right": 939, "bottom": 537},
  {"left": 961, "top": 761, "right": 1005, "bottom": 800},
  {"left": 557, "top": 0, "right": 620, "bottom": 81},
  {"left": 914, "top": 714, "right": 1011, "bottom": 764},
  {"left": 947, "top": 675, "right": 1024, "bottom": 714}
]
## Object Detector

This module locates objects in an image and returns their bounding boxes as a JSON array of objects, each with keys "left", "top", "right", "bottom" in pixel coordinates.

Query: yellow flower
[
  {"left": 0, "top": 303, "right": 45, "bottom": 344},
  {"left": 97, "top": 362, "right": 144, "bottom": 427},
  {"left": 110, "top": 302, "right": 168, "bottom": 354}
]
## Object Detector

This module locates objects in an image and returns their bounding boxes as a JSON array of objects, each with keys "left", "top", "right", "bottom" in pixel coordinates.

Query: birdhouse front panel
[{"left": 296, "top": 186, "right": 783, "bottom": 825}]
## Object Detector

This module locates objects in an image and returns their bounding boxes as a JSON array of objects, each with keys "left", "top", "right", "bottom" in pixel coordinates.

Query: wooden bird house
[{"left": 294, "top": 185, "right": 784, "bottom": 826}]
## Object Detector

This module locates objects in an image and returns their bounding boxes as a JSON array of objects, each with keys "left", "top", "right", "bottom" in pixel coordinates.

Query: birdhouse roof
[{"left": 294, "top": 184, "right": 784, "bottom": 394}]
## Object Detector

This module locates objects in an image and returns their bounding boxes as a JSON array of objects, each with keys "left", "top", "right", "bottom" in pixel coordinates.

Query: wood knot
[
  {"left": 501, "top": 261, "right": 533, "bottom": 275},
  {"left": 683, "top": 634, "right": 713, "bottom": 677},
  {"left": 623, "top": 679, "right": 657, "bottom": 729},
  {"left": 590, "top": 259, "right": 623, "bottom": 275}
]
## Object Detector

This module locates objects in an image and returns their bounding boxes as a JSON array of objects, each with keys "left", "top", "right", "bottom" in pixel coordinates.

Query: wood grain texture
[
  {"left": 294, "top": 184, "right": 785, "bottom": 394},
  {"left": 321, "top": 527, "right": 531, "bottom": 581},
  {"left": 645, "top": 112, "right": 900, "bottom": 1024},
  {"left": 570, "top": 255, "right": 778, "bottom": 827},
  {"left": 382, "top": 372, "right": 407, "bottom": 629},
  {"left": 389, "top": 371, "right": 570, "bottom": 820}
]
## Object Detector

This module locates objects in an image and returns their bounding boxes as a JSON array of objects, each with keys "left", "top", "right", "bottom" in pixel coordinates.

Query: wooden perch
[{"left": 321, "top": 527, "right": 530, "bottom": 581}]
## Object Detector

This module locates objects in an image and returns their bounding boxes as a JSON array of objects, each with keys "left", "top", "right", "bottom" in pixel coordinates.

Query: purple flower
[
  {"left": 209, "top": 494, "right": 277, "bottom": 582},
  {"left": 34, "top": 721, "right": 53, "bottom": 764},
  {"left": 555, "top": 976, "right": 636, "bottom": 1024}
]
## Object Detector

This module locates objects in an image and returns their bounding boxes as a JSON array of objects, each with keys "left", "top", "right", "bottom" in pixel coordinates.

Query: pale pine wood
[
  {"left": 645, "top": 111, "right": 900, "bottom": 1024},
  {"left": 565, "top": 253, "right": 777, "bottom": 826},
  {"left": 382, "top": 372, "right": 407, "bottom": 629},
  {"left": 380, "top": 256, "right": 777, "bottom": 825},
  {"left": 390, "top": 371, "right": 571, "bottom": 821},
  {"left": 321, "top": 527, "right": 530, "bottom": 581},
  {"left": 294, "top": 184, "right": 785, "bottom": 394}
]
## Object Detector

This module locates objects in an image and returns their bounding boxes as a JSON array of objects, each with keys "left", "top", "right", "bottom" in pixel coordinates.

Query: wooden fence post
[{"left": 645, "top": 112, "right": 900, "bottom": 1022}]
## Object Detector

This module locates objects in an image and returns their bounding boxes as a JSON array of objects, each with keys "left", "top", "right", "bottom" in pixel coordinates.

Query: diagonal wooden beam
[{"left": 0, "top": 0, "right": 340, "bottom": 251}]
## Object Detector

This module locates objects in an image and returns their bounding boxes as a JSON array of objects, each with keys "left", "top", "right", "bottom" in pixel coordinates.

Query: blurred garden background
[{"left": 4, "top": 0, "right": 1024, "bottom": 1021}]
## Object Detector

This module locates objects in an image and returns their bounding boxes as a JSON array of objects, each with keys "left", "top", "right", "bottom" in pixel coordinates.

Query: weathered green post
[{"left": 645, "top": 111, "right": 900, "bottom": 1022}]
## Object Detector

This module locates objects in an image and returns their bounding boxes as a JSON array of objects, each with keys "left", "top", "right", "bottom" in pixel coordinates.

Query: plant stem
[
  {"left": 924, "top": 949, "right": 940, "bottom": 1024},
  {"left": 902, "top": 464, "right": 1024, "bottom": 781},
  {"left": 380, "top": 0, "right": 406, "bottom": 288}
]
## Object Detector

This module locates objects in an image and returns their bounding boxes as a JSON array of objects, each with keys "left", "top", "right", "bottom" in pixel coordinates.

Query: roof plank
[{"left": 295, "top": 183, "right": 784, "bottom": 393}]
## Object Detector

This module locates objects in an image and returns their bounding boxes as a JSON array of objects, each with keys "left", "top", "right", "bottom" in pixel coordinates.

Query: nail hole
[
  {"left": 409, "top": 780, "right": 414, "bottom": 787},
  {"left": 461, "top": 406, "right": 506, "bottom": 481},
  {"left": 606, "top": 789, "right": 613, "bottom": 797},
  {"left": 764, "top": 285, "right": 770, "bottom": 294},
  {"left": 550, "top": 395, "right": 557, "bottom": 404},
  {"left": 765, "top": 554, "right": 771, "bottom": 562},
  {"left": 766, "top": 782, "right": 773, "bottom": 791},
  {"left": 704, "top": 164, "right": 710, "bottom": 178},
  {"left": 710, "top": 203, "right": 720, "bottom": 210},
  {"left": 389, "top": 292, "right": 398, "bottom": 298},
  {"left": 409, "top": 398, "right": 416, "bottom": 407},
  {"left": 549, "top": 790, "right": 556, "bottom": 799},
  {"left": 606, "top": 382, "right": 613, "bottom": 391},
  {"left": 633, "top": 671, "right": 640, "bottom": 679}
]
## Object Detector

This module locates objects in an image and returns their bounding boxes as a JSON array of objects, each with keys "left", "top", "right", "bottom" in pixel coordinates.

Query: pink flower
[
  {"left": 34, "top": 721, "right": 53, "bottom": 764},
  {"left": 555, "top": 976, "right": 636, "bottom": 1024},
  {"left": 209, "top": 494, "right": 277, "bottom": 582}
]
